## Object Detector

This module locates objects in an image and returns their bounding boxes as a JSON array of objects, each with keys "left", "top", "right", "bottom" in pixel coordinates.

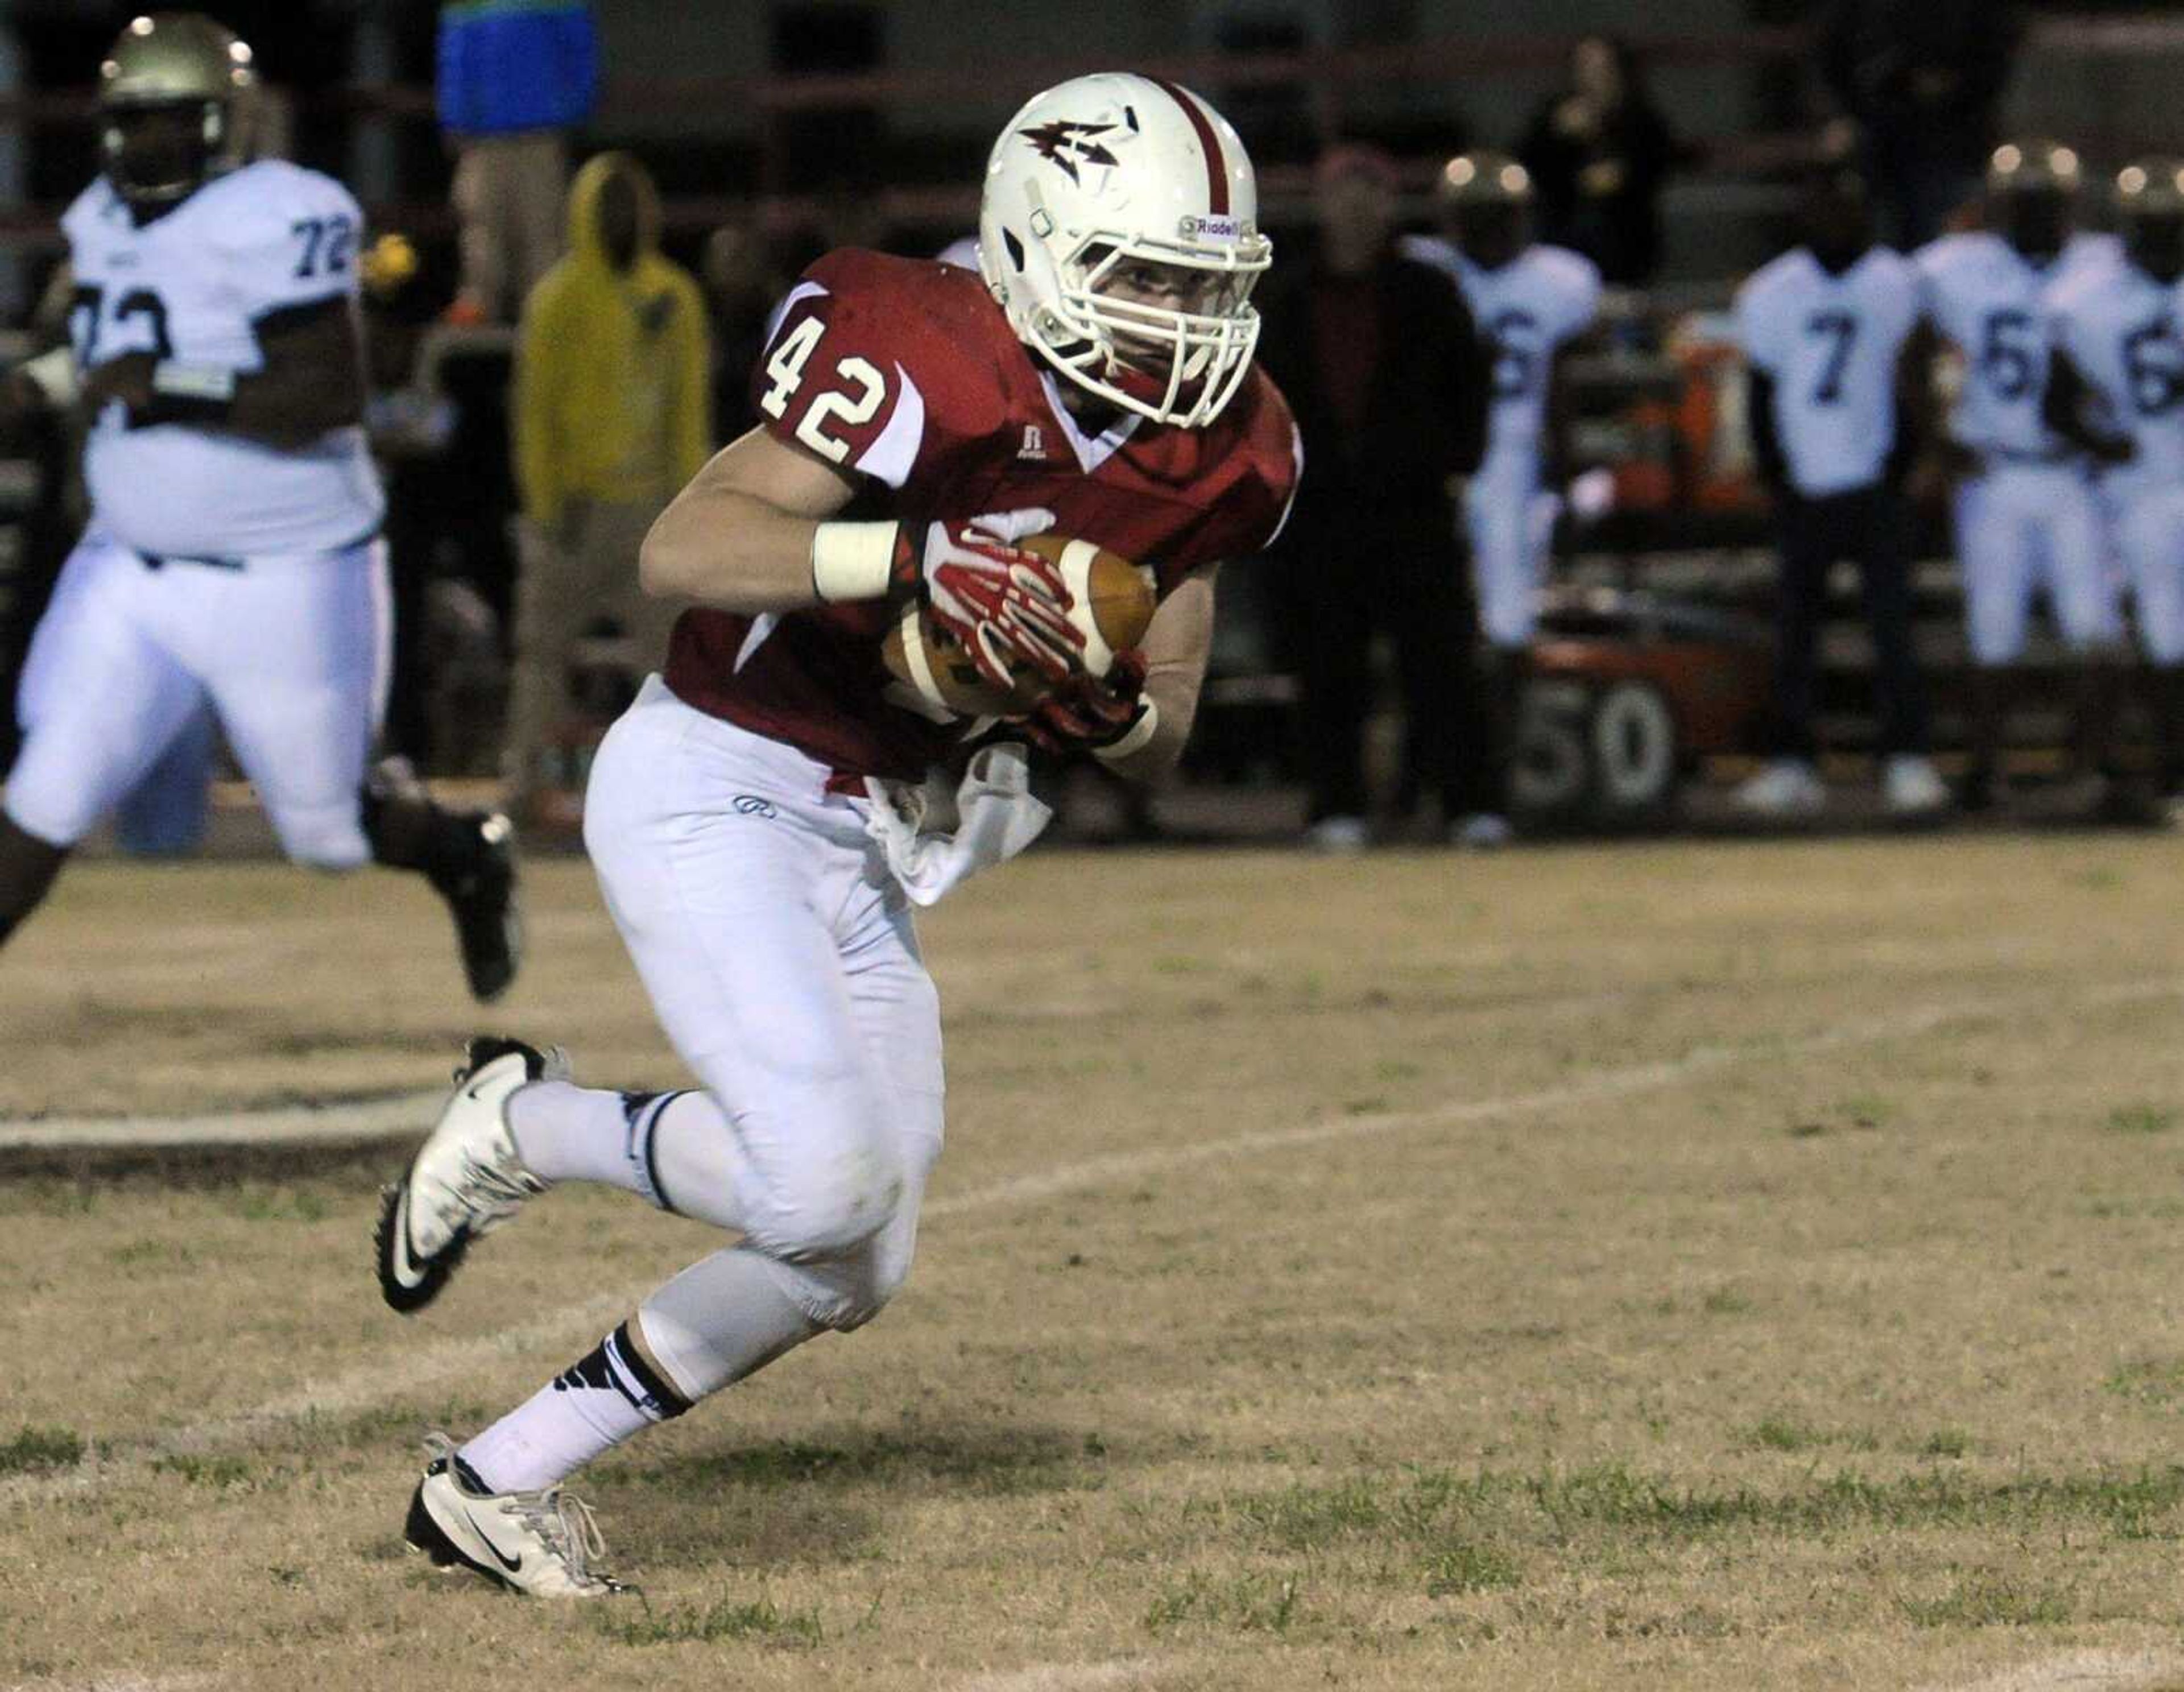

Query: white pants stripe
[{"left": 5, "top": 529, "right": 390, "bottom": 864}]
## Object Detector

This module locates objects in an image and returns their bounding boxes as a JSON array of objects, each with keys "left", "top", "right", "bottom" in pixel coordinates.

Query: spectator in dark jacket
[
  {"left": 1256, "top": 145, "right": 1495, "bottom": 850},
  {"left": 1821, "top": 0, "right": 2024, "bottom": 249},
  {"left": 1518, "top": 35, "right": 1682, "bottom": 287}
]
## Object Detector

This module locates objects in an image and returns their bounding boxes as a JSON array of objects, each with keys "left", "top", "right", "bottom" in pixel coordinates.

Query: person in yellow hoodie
[{"left": 508, "top": 152, "right": 710, "bottom": 816}]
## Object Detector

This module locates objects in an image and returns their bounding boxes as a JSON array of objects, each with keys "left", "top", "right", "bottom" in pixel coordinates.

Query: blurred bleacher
[{"left": 2, "top": 9, "right": 2180, "bottom": 835}]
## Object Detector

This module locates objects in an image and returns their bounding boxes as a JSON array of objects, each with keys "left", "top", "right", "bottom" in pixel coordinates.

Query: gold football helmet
[
  {"left": 1987, "top": 139, "right": 2080, "bottom": 260},
  {"left": 2117, "top": 157, "right": 2184, "bottom": 218},
  {"left": 1435, "top": 151, "right": 1534, "bottom": 208},
  {"left": 2117, "top": 158, "right": 2184, "bottom": 284},
  {"left": 1436, "top": 152, "right": 1534, "bottom": 270},
  {"left": 99, "top": 13, "right": 258, "bottom": 205},
  {"left": 1986, "top": 139, "right": 2082, "bottom": 196}
]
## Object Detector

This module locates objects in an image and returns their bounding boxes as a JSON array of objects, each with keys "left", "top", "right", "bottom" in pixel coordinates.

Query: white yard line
[
  {"left": 13, "top": 1643, "right": 2177, "bottom": 1692},
  {"left": 3, "top": 1677, "right": 211, "bottom": 1692},
  {"left": 0, "top": 1290, "right": 632, "bottom": 1508},
  {"left": 1928, "top": 1647, "right": 2184, "bottom": 1691},
  {"left": 929, "top": 977, "right": 2178, "bottom": 1220},
  {"left": 949, "top": 1658, "right": 1187, "bottom": 1692},
  {"left": 0, "top": 1091, "right": 442, "bottom": 1151},
  {"left": 3, "top": 977, "right": 2177, "bottom": 1514}
]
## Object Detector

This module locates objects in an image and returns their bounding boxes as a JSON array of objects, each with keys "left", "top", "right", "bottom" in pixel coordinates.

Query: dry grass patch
[{"left": 5, "top": 835, "right": 2184, "bottom": 1689}]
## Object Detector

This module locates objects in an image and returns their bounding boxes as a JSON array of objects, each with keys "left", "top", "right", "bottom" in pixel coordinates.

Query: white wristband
[
  {"left": 1093, "top": 697, "right": 1161, "bottom": 766},
  {"left": 810, "top": 520, "right": 901, "bottom": 603},
  {"left": 151, "top": 361, "right": 238, "bottom": 402},
  {"left": 18, "top": 346, "right": 79, "bottom": 408}
]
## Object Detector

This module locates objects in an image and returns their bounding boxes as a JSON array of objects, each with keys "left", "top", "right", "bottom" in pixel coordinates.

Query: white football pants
[
  {"left": 1465, "top": 445, "right": 1562, "bottom": 650},
  {"left": 1953, "top": 465, "right": 2118, "bottom": 666},
  {"left": 2109, "top": 480, "right": 2184, "bottom": 666},
  {"left": 582, "top": 676, "right": 944, "bottom": 1334},
  {"left": 5, "top": 529, "right": 390, "bottom": 864}
]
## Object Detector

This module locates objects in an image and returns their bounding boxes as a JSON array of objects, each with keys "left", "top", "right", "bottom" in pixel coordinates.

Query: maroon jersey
[{"left": 663, "top": 248, "right": 1301, "bottom": 781}]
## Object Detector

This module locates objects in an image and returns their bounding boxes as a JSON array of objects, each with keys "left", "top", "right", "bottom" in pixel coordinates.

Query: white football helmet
[{"left": 979, "top": 72, "right": 1272, "bottom": 429}]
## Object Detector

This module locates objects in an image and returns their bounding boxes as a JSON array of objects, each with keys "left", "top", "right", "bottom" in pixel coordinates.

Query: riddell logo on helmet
[{"left": 1180, "top": 214, "right": 1254, "bottom": 242}]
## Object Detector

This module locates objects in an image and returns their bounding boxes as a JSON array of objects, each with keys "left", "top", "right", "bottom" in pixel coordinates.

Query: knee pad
[
  {"left": 758, "top": 1136, "right": 905, "bottom": 1262},
  {"left": 762, "top": 1224, "right": 916, "bottom": 1333},
  {"left": 763, "top": 1128, "right": 934, "bottom": 1333}
]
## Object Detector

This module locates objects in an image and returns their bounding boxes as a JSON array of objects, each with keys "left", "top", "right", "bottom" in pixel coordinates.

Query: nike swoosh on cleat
[
  {"left": 462, "top": 1504, "right": 523, "bottom": 1573},
  {"left": 384, "top": 1188, "right": 427, "bottom": 1288}
]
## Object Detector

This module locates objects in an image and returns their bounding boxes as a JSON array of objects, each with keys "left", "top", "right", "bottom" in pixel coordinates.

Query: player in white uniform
[
  {"left": 1734, "top": 166, "right": 1947, "bottom": 820},
  {"left": 1914, "top": 140, "right": 2126, "bottom": 810},
  {"left": 0, "top": 15, "right": 519, "bottom": 997},
  {"left": 2045, "top": 159, "right": 2184, "bottom": 807},
  {"left": 1405, "top": 154, "right": 1602, "bottom": 842}
]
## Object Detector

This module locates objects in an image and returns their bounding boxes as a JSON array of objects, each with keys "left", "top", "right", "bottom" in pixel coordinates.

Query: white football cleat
[
  {"left": 405, "top": 1433, "right": 623, "bottom": 1598},
  {"left": 1449, "top": 812, "right": 1515, "bottom": 850},
  {"left": 1734, "top": 758, "right": 1826, "bottom": 820},
  {"left": 1881, "top": 754, "right": 1950, "bottom": 820},
  {"left": 1304, "top": 814, "right": 1370, "bottom": 854},
  {"left": 375, "top": 1036, "right": 564, "bottom": 1314}
]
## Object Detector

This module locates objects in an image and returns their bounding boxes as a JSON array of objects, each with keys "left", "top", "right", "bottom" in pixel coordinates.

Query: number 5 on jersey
[{"left": 759, "top": 317, "right": 889, "bottom": 463}]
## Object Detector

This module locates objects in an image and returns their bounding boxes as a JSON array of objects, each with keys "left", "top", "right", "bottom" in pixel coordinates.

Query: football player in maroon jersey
[{"left": 373, "top": 72, "right": 1300, "bottom": 1595}]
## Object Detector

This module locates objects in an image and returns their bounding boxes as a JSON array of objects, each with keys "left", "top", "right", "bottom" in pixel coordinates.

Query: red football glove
[
  {"left": 894, "top": 510, "right": 1084, "bottom": 692},
  {"left": 1022, "top": 648, "right": 1155, "bottom": 759}
]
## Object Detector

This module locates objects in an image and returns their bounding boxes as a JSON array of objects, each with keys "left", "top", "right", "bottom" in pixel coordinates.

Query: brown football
[{"left": 879, "top": 533, "right": 1156, "bottom": 720}]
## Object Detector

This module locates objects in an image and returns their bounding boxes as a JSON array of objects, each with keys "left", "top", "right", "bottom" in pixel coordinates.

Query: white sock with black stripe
[
  {"left": 506, "top": 1081, "right": 692, "bottom": 1207},
  {"left": 458, "top": 1320, "right": 691, "bottom": 1495}
]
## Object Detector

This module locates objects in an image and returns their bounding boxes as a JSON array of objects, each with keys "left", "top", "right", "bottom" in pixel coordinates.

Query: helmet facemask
[
  {"left": 102, "top": 97, "right": 227, "bottom": 205},
  {"left": 1022, "top": 227, "right": 1268, "bottom": 429},
  {"left": 1999, "top": 187, "right": 2073, "bottom": 263},
  {"left": 1452, "top": 202, "right": 1531, "bottom": 272},
  {"left": 2127, "top": 211, "right": 2184, "bottom": 286}
]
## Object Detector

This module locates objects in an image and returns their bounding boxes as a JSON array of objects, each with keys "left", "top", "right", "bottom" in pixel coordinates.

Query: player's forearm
[
  {"left": 639, "top": 486, "right": 829, "bottom": 611},
  {"left": 1098, "top": 562, "right": 1217, "bottom": 785},
  {"left": 2040, "top": 354, "right": 2130, "bottom": 464},
  {"left": 202, "top": 303, "right": 369, "bottom": 448},
  {"left": 224, "top": 368, "right": 365, "bottom": 448},
  {"left": 1099, "top": 661, "right": 1202, "bottom": 784},
  {"left": 640, "top": 428, "right": 863, "bottom": 611}
]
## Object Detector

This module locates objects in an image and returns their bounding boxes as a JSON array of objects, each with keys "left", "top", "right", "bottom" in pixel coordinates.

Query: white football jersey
[
  {"left": 61, "top": 160, "right": 384, "bottom": 559},
  {"left": 2046, "top": 259, "right": 2184, "bottom": 489},
  {"left": 1915, "top": 230, "right": 2121, "bottom": 458},
  {"left": 1736, "top": 246, "right": 1922, "bottom": 497},
  {"left": 1403, "top": 234, "right": 1603, "bottom": 453}
]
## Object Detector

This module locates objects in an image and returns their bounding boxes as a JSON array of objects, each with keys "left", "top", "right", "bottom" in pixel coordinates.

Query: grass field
[{"left": 4, "top": 835, "right": 2184, "bottom": 1691}]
